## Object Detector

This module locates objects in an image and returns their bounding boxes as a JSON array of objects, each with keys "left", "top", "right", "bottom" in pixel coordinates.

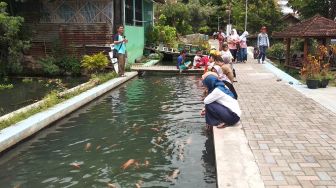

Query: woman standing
[
  {"left": 217, "top": 30, "right": 225, "bottom": 51},
  {"left": 239, "top": 31, "right": 249, "bottom": 63},
  {"left": 201, "top": 73, "right": 241, "bottom": 129},
  {"left": 257, "top": 26, "right": 270, "bottom": 64},
  {"left": 227, "top": 29, "right": 240, "bottom": 63}
]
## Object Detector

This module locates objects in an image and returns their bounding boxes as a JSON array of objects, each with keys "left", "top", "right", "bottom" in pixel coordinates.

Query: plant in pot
[
  {"left": 300, "top": 55, "right": 320, "bottom": 89},
  {"left": 319, "top": 63, "right": 333, "bottom": 88},
  {"left": 318, "top": 44, "right": 335, "bottom": 88}
]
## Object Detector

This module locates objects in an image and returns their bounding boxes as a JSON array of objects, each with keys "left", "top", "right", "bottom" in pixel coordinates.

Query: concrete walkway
[
  {"left": 209, "top": 39, "right": 336, "bottom": 187},
  {"left": 235, "top": 60, "right": 336, "bottom": 188}
]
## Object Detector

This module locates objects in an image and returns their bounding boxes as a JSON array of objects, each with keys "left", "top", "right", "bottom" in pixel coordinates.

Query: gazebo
[{"left": 273, "top": 15, "right": 336, "bottom": 69}]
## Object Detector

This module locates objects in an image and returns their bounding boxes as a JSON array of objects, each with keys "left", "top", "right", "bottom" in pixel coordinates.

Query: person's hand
[
  {"left": 123, "top": 38, "right": 128, "bottom": 43},
  {"left": 200, "top": 108, "right": 206, "bottom": 116}
]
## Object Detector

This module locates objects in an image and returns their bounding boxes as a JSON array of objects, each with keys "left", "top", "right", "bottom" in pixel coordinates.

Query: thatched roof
[{"left": 273, "top": 15, "right": 336, "bottom": 38}]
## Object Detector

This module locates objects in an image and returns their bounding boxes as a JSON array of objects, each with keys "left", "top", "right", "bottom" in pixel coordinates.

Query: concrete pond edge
[{"left": 0, "top": 72, "right": 138, "bottom": 153}]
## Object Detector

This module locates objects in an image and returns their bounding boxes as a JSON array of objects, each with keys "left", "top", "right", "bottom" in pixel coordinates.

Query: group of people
[
  {"left": 214, "top": 26, "right": 270, "bottom": 64},
  {"left": 200, "top": 51, "right": 241, "bottom": 129},
  {"left": 176, "top": 43, "right": 242, "bottom": 129},
  {"left": 177, "top": 26, "right": 270, "bottom": 129},
  {"left": 214, "top": 29, "right": 249, "bottom": 64}
]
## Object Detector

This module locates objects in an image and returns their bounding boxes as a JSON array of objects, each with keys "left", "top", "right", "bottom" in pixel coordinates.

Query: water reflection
[{"left": 0, "top": 75, "right": 216, "bottom": 188}]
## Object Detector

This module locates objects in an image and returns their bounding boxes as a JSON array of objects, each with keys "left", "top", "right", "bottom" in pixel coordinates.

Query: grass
[
  {"left": 22, "top": 78, "right": 33, "bottom": 83},
  {"left": 0, "top": 84, "right": 14, "bottom": 90},
  {"left": 0, "top": 72, "right": 118, "bottom": 130},
  {"left": 269, "top": 60, "right": 301, "bottom": 80}
]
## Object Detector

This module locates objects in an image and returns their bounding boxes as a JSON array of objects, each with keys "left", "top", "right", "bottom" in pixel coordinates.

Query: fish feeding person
[{"left": 201, "top": 73, "right": 241, "bottom": 129}]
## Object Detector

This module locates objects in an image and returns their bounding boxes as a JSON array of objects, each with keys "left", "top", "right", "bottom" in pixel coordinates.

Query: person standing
[
  {"left": 239, "top": 31, "right": 249, "bottom": 63},
  {"left": 218, "top": 30, "right": 225, "bottom": 51},
  {"left": 113, "top": 25, "right": 128, "bottom": 77},
  {"left": 227, "top": 29, "right": 240, "bottom": 63},
  {"left": 257, "top": 26, "right": 270, "bottom": 64}
]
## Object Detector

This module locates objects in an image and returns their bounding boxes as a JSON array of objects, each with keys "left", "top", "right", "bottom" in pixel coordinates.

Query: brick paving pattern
[{"left": 235, "top": 61, "right": 336, "bottom": 188}]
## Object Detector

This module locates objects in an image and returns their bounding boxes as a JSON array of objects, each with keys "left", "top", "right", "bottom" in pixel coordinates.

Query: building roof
[
  {"left": 281, "top": 13, "right": 300, "bottom": 22},
  {"left": 273, "top": 15, "right": 336, "bottom": 38}
]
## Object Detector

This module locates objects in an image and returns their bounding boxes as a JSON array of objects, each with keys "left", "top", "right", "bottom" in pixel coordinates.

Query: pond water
[
  {"left": 0, "top": 75, "right": 216, "bottom": 188},
  {"left": 0, "top": 77, "right": 88, "bottom": 116}
]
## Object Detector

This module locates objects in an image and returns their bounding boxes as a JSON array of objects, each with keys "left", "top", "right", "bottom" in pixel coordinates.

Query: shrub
[
  {"left": 58, "top": 56, "right": 81, "bottom": 76},
  {"left": 0, "top": 84, "right": 13, "bottom": 90},
  {"left": 81, "top": 52, "right": 109, "bottom": 73},
  {"left": 22, "top": 78, "right": 33, "bottom": 83},
  {"left": 268, "top": 43, "right": 285, "bottom": 60},
  {"left": 146, "top": 25, "right": 177, "bottom": 47},
  {"left": 37, "top": 56, "right": 60, "bottom": 76}
]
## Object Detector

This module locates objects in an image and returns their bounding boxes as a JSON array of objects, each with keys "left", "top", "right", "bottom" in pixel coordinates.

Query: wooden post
[
  {"left": 285, "top": 38, "right": 291, "bottom": 66},
  {"left": 304, "top": 38, "right": 309, "bottom": 60}
]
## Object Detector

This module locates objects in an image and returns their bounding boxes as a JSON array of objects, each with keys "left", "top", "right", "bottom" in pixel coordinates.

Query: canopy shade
[{"left": 273, "top": 15, "right": 336, "bottom": 38}]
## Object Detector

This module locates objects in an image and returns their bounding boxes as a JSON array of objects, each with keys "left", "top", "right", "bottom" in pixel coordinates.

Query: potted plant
[
  {"left": 319, "top": 63, "right": 333, "bottom": 88},
  {"left": 300, "top": 55, "right": 321, "bottom": 89}
]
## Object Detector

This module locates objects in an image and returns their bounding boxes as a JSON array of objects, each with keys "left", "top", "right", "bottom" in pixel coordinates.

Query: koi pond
[
  {"left": 0, "top": 75, "right": 216, "bottom": 187},
  {"left": 0, "top": 77, "right": 88, "bottom": 116}
]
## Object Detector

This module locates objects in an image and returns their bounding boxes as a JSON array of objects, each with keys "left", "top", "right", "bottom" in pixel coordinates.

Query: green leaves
[
  {"left": 288, "top": 0, "right": 335, "bottom": 19},
  {"left": 81, "top": 52, "right": 109, "bottom": 73}
]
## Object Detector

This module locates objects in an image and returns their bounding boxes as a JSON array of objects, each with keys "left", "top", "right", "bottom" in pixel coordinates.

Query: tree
[
  {"left": 226, "top": 0, "right": 284, "bottom": 34},
  {"left": 288, "top": 0, "right": 336, "bottom": 20},
  {"left": 0, "top": 2, "right": 30, "bottom": 77},
  {"left": 155, "top": 2, "right": 192, "bottom": 35}
]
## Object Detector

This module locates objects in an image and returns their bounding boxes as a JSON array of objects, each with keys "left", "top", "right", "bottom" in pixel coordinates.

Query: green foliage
[
  {"left": 288, "top": 0, "right": 336, "bottom": 19},
  {"left": 268, "top": 43, "right": 285, "bottom": 59},
  {"left": 231, "top": 0, "right": 284, "bottom": 34},
  {"left": 22, "top": 77, "right": 33, "bottom": 83},
  {"left": 58, "top": 56, "right": 81, "bottom": 75},
  {"left": 155, "top": 1, "right": 213, "bottom": 35},
  {"left": 198, "top": 26, "right": 211, "bottom": 34},
  {"left": 0, "top": 2, "right": 30, "bottom": 77},
  {"left": 37, "top": 56, "right": 61, "bottom": 76},
  {"left": 90, "top": 72, "right": 118, "bottom": 84},
  {"left": 146, "top": 25, "right": 177, "bottom": 46},
  {"left": 156, "top": 0, "right": 284, "bottom": 36},
  {"left": 0, "top": 83, "right": 13, "bottom": 90},
  {"left": 81, "top": 52, "right": 109, "bottom": 73}
]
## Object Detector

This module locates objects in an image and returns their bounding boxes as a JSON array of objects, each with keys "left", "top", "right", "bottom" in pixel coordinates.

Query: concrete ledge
[
  {"left": 213, "top": 124, "right": 265, "bottom": 188},
  {"left": 0, "top": 72, "right": 138, "bottom": 153},
  {"left": 0, "top": 81, "right": 94, "bottom": 122}
]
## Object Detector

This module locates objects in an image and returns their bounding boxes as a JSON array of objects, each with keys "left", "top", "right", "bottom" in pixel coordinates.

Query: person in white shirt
[
  {"left": 220, "top": 43, "right": 233, "bottom": 61},
  {"left": 201, "top": 73, "right": 241, "bottom": 129}
]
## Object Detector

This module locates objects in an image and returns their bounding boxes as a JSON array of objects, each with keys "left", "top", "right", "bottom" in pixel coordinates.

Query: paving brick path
[{"left": 235, "top": 61, "right": 336, "bottom": 188}]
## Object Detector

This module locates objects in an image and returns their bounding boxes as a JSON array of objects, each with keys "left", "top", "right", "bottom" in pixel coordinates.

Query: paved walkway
[{"left": 236, "top": 60, "right": 336, "bottom": 188}]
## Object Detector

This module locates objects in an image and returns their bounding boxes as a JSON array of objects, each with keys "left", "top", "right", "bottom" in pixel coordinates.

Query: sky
[{"left": 278, "top": 0, "right": 294, "bottom": 14}]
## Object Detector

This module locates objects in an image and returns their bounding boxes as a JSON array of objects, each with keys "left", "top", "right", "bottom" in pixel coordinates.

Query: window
[
  {"left": 135, "top": 0, "right": 143, "bottom": 26},
  {"left": 125, "top": 0, "right": 133, "bottom": 25}
]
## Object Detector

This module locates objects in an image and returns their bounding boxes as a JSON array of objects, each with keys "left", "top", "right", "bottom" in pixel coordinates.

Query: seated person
[
  {"left": 201, "top": 73, "right": 241, "bottom": 129},
  {"left": 177, "top": 50, "right": 192, "bottom": 72},
  {"left": 193, "top": 50, "right": 204, "bottom": 68}
]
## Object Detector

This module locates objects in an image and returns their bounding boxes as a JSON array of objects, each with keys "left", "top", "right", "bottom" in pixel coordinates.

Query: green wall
[
  {"left": 124, "top": 0, "right": 153, "bottom": 64},
  {"left": 125, "top": 26, "right": 145, "bottom": 64}
]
